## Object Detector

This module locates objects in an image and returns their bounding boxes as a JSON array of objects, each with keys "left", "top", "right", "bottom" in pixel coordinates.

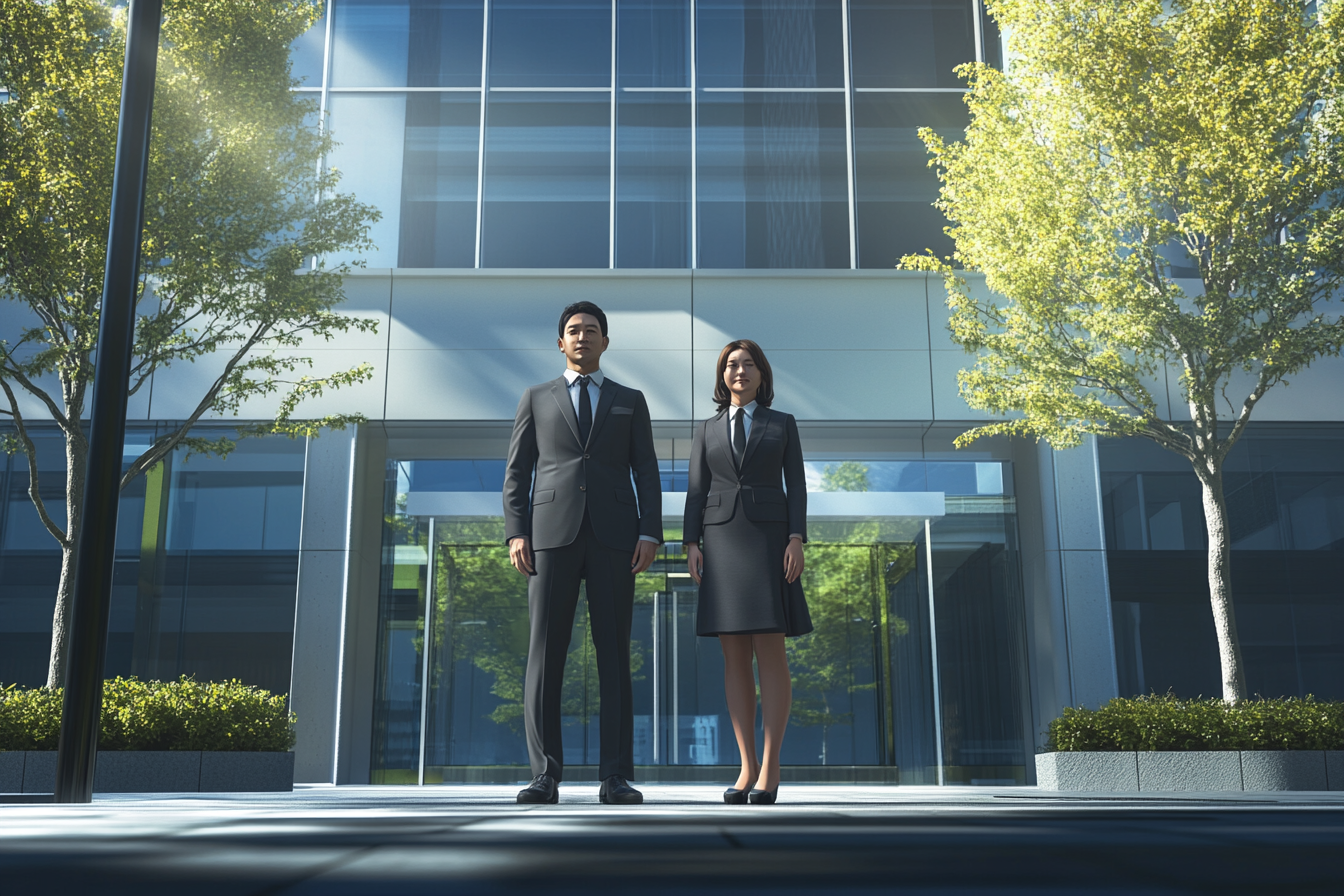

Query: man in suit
[{"left": 504, "top": 301, "right": 662, "bottom": 805}]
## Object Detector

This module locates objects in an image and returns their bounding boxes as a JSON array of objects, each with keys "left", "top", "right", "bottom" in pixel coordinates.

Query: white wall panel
[
  {"left": 388, "top": 271, "right": 692, "bottom": 351},
  {"left": 691, "top": 272, "right": 931, "bottom": 352},
  {"left": 692, "top": 347, "right": 933, "bottom": 422}
]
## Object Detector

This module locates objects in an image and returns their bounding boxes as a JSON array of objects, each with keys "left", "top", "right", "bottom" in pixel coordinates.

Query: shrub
[
  {"left": 1047, "top": 694, "right": 1344, "bottom": 752},
  {"left": 0, "top": 677, "right": 295, "bottom": 752}
]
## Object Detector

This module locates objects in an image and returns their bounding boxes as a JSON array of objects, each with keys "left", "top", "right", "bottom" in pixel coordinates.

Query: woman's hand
[
  {"left": 686, "top": 543, "right": 704, "bottom": 585},
  {"left": 783, "top": 537, "right": 804, "bottom": 584}
]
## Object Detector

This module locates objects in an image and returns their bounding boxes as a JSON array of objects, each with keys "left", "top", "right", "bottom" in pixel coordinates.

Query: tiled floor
[{"left": 3, "top": 785, "right": 1344, "bottom": 894}]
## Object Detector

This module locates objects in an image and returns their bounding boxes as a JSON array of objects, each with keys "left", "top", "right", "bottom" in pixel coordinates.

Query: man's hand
[
  {"left": 508, "top": 536, "right": 535, "bottom": 576},
  {"left": 631, "top": 540, "right": 657, "bottom": 575},
  {"left": 685, "top": 543, "right": 704, "bottom": 585},
  {"left": 783, "top": 537, "right": 805, "bottom": 584}
]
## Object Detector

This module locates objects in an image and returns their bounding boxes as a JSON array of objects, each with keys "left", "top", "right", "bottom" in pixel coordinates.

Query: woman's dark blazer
[{"left": 682, "top": 405, "right": 808, "bottom": 545}]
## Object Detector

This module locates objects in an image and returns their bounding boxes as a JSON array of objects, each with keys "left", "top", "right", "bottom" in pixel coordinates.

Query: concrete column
[
  {"left": 1015, "top": 435, "right": 1119, "bottom": 755},
  {"left": 288, "top": 425, "right": 385, "bottom": 784}
]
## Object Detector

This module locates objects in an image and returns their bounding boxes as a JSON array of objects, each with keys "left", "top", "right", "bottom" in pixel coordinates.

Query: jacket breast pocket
[{"left": 611, "top": 406, "right": 635, "bottom": 415}]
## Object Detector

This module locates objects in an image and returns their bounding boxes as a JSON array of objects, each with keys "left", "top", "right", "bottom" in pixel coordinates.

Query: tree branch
[{"left": 0, "top": 377, "right": 70, "bottom": 548}]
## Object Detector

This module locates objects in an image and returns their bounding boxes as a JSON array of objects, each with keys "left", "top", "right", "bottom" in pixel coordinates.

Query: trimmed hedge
[
  {"left": 0, "top": 677, "right": 295, "bottom": 752},
  {"left": 1048, "top": 694, "right": 1344, "bottom": 752}
]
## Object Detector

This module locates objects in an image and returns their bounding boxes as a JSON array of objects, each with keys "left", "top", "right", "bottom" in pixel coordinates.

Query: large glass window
[
  {"left": 481, "top": 92, "right": 611, "bottom": 268},
  {"left": 0, "top": 428, "right": 305, "bottom": 695},
  {"left": 303, "top": 0, "right": 997, "bottom": 269},
  {"left": 1101, "top": 426, "right": 1344, "bottom": 701},
  {"left": 850, "top": 0, "right": 978, "bottom": 89},
  {"left": 618, "top": 0, "right": 691, "bottom": 88},
  {"left": 331, "top": 0, "right": 484, "bottom": 88},
  {"left": 370, "top": 448, "right": 1030, "bottom": 784},
  {"left": 489, "top": 0, "right": 612, "bottom": 88},
  {"left": 698, "top": 91, "right": 849, "bottom": 268},
  {"left": 854, "top": 92, "right": 967, "bottom": 268},
  {"left": 326, "top": 93, "right": 408, "bottom": 268},
  {"left": 616, "top": 93, "right": 692, "bottom": 268},
  {"left": 399, "top": 92, "right": 482, "bottom": 267},
  {"left": 290, "top": 8, "right": 328, "bottom": 87},
  {"left": 697, "top": 0, "right": 845, "bottom": 88}
]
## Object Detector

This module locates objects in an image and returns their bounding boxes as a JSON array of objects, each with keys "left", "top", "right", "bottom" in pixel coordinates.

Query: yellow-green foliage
[
  {"left": 0, "top": 677, "right": 295, "bottom": 752},
  {"left": 903, "top": 0, "right": 1344, "bottom": 453},
  {"left": 1048, "top": 694, "right": 1344, "bottom": 752}
]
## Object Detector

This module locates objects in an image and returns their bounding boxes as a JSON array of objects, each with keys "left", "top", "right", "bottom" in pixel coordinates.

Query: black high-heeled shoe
[
  {"left": 748, "top": 787, "right": 778, "bottom": 805},
  {"left": 723, "top": 787, "right": 749, "bottom": 804}
]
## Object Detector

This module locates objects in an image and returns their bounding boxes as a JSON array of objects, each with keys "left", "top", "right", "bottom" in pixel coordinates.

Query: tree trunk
[
  {"left": 1196, "top": 463, "right": 1246, "bottom": 704},
  {"left": 46, "top": 436, "right": 87, "bottom": 690}
]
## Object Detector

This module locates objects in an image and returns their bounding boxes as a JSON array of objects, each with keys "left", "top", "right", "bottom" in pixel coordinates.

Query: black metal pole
[{"left": 53, "top": 0, "right": 163, "bottom": 805}]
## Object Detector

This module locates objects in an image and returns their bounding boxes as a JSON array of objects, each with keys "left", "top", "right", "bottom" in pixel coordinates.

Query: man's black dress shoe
[
  {"left": 517, "top": 774, "right": 559, "bottom": 804},
  {"left": 723, "top": 787, "right": 749, "bottom": 804},
  {"left": 598, "top": 775, "right": 643, "bottom": 805},
  {"left": 748, "top": 786, "right": 778, "bottom": 805}
]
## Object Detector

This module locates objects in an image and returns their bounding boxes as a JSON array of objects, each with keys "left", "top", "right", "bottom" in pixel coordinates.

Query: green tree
[
  {"left": 821, "top": 461, "right": 870, "bottom": 493},
  {"left": 0, "top": 0, "right": 380, "bottom": 689},
  {"left": 903, "top": 0, "right": 1344, "bottom": 703}
]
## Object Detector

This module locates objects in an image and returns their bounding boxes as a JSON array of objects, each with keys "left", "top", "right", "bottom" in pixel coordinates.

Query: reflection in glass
[
  {"left": 698, "top": 92, "right": 848, "bottom": 268},
  {"left": 697, "top": 0, "right": 845, "bottom": 88},
  {"left": 618, "top": 0, "right": 690, "bottom": 88},
  {"left": 0, "top": 428, "right": 305, "bottom": 694},
  {"left": 853, "top": 92, "right": 967, "bottom": 268},
  {"left": 481, "top": 92, "right": 610, "bottom": 268},
  {"left": 289, "top": 8, "right": 328, "bottom": 87},
  {"left": 332, "top": 0, "right": 484, "bottom": 88},
  {"left": 1101, "top": 427, "right": 1344, "bottom": 703},
  {"left": 399, "top": 93, "right": 481, "bottom": 267},
  {"left": 490, "top": 0, "right": 612, "bottom": 88},
  {"left": 326, "top": 94, "right": 408, "bottom": 267},
  {"left": 616, "top": 93, "right": 692, "bottom": 268},
  {"left": 850, "top": 0, "right": 977, "bottom": 88},
  {"left": 331, "top": 0, "right": 411, "bottom": 87}
]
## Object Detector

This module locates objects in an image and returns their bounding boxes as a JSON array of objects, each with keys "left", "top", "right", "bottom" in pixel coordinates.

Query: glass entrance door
[{"left": 369, "top": 458, "right": 1032, "bottom": 785}]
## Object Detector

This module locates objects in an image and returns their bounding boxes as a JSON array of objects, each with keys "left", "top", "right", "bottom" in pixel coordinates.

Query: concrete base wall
[
  {"left": 7, "top": 752, "right": 293, "bottom": 794},
  {"left": 1038, "top": 751, "right": 1344, "bottom": 792}
]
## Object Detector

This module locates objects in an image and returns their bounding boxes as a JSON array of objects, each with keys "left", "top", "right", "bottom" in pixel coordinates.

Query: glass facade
[
  {"left": 1101, "top": 425, "right": 1344, "bottom": 701},
  {"left": 0, "top": 428, "right": 305, "bottom": 695},
  {"left": 296, "top": 0, "right": 994, "bottom": 269},
  {"left": 370, "top": 441, "right": 1031, "bottom": 784}
]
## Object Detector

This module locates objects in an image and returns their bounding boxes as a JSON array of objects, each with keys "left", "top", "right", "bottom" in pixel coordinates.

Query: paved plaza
[{"left": 3, "top": 785, "right": 1344, "bottom": 894}]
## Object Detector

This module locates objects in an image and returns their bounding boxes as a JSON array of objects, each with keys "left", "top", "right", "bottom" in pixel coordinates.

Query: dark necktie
[
  {"left": 576, "top": 375, "right": 592, "bottom": 445},
  {"left": 732, "top": 408, "right": 746, "bottom": 469}
]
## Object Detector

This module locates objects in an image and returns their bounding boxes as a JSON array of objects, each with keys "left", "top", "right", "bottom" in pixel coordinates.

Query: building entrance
[{"left": 370, "top": 463, "right": 1031, "bottom": 786}]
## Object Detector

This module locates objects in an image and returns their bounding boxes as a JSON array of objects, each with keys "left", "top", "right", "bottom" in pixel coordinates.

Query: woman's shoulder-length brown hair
[{"left": 713, "top": 340, "right": 774, "bottom": 412}]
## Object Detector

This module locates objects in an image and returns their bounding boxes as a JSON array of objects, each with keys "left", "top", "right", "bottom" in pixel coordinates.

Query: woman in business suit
[{"left": 683, "top": 340, "right": 811, "bottom": 805}]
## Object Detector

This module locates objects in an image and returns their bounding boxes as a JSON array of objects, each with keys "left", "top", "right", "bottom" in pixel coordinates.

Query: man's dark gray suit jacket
[{"left": 503, "top": 375, "right": 663, "bottom": 552}]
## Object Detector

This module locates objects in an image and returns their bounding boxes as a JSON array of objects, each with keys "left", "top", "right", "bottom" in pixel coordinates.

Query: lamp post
[{"left": 53, "top": 0, "right": 164, "bottom": 804}]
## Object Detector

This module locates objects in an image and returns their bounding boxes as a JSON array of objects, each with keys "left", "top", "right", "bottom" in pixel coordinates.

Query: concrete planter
[
  {"left": 1037, "top": 750, "right": 1344, "bottom": 792},
  {"left": 6, "top": 751, "right": 293, "bottom": 794}
]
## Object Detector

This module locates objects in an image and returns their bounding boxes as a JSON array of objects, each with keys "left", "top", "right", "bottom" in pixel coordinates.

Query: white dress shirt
[
  {"left": 563, "top": 368, "right": 659, "bottom": 546},
  {"left": 728, "top": 400, "right": 802, "bottom": 542}
]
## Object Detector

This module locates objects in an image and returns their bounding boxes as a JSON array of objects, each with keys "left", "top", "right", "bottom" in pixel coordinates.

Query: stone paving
[{"left": 3, "top": 785, "right": 1344, "bottom": 894}]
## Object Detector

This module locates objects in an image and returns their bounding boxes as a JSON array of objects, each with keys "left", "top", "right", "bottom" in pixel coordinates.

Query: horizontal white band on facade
[
  {"left": 322, "top": 86, "right": 482, "bottom": 92},
  {"left": 701, "top": 87, "right": 846, "bottom": 93},
  {"left": 854, "top": 87, "right": 970, "bottom": 93},
  {"left": 405, "top": 491, "right": 946, "bottom": 520}
]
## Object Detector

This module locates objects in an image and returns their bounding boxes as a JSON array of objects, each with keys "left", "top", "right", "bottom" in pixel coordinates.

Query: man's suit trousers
[{"left": 524, "top": 513, "right": 636, "bottom": 782}]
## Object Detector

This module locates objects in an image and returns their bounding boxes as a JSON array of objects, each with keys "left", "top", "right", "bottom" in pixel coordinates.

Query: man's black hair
[{"left": 558, "top": 301, "right": 608, "bottom": 337}]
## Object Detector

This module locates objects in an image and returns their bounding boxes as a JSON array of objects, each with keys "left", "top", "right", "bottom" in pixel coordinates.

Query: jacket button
[
  {"left": 579, "top": 486, "right": 586, "bottom": 491},
  {"left": 584, "top": 454, "right": 590, "bottom": 459}
]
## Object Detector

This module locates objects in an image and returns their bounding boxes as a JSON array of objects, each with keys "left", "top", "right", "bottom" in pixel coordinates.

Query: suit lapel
[
  {"left": 709, "top": 409, "right": 734, "bottom": 472},
  {"left": 586, "top": 379, "right": 618, "bottom": 447},
  {"left": 740, "top": 405, "right": 770, "bottom": 469},
  {"left": 550, "top": 377, "right": 582, "bottom": 446}
]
